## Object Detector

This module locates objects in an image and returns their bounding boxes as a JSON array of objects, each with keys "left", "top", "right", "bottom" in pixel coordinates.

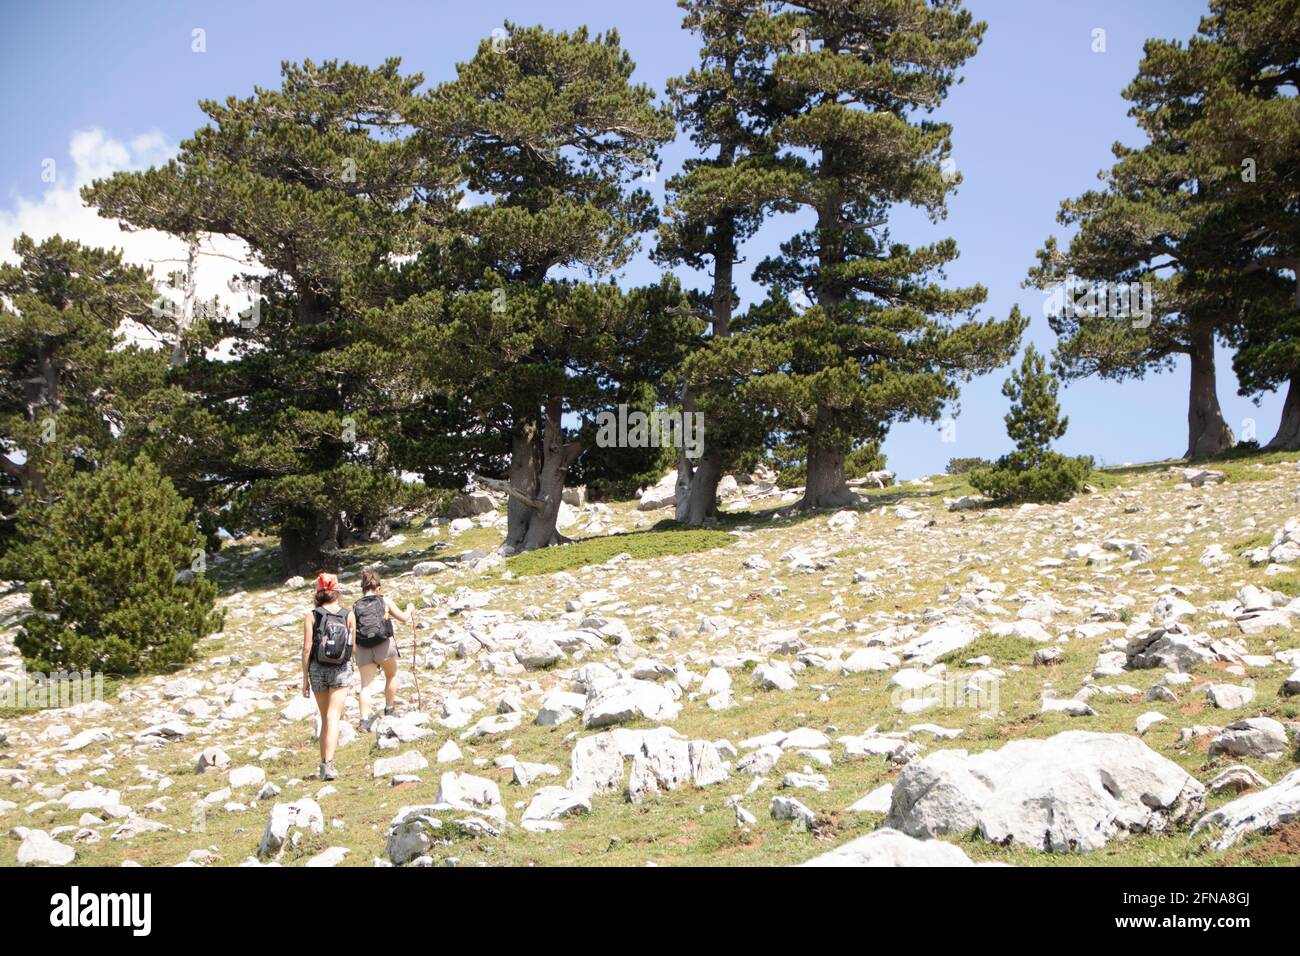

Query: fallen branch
[{"left": 467, "top": 472, "right": 544, "bottom": 511}]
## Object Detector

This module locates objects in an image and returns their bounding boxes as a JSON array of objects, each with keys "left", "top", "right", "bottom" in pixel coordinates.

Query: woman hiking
[
  {"left": 353, "top": 570, "right": 414, "bottom": 732},
  {"left": 301, "top": 572, "right": 355, "bottom": 781}
]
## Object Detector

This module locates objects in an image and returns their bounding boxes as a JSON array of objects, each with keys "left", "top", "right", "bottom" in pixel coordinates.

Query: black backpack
[
  {"left": 312, "top": 606, "right": 352, "bottom": 665},
  {"left": 354, "top": 594, "right": 392, "bottom": 648}
]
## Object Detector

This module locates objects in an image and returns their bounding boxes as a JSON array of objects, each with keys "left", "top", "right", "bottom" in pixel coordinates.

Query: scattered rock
[
  {"left": 799, "top": 827, "right": 976, "bottom": 867},
  {"left": 886, "top": 731, "right": 1205, "bottom": 852}
]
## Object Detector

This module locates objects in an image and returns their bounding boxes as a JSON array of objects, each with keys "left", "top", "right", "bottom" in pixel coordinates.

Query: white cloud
[{"left": 0, "top": 128, "right": 261, "bottom": 340}]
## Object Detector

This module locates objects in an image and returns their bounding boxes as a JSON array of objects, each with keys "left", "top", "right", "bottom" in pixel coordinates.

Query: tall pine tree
[
  {"left": 1173, "top": 0, "right": 1300, "bottom": 448},
  {"left": 726, "top": 1, "right": 1023, "bottom": 509},
  {"left": 656, "top": 0, "right": 796, "bottom": 524},
  {"left": 388, "top": 24, "right": 690, "bottom": 552},
  {"left": 0, "top": 235, "right": 163, "bottom": 549},
  {"left": 1026, "top": 3, "right": 1285, "bottom": 459}
]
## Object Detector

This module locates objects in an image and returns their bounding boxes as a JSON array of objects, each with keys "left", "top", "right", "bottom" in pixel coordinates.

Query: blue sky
[{"left": 0, "top": 0, "right": 1282, "bottom": 478}]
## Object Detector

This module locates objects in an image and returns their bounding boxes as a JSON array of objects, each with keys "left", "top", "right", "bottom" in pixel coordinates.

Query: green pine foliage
[
  {"left": 946, "top": 456, "right": 992, "bottom": 475},
  {"left": 15, "top": 458, "right": 223, "bottom": 675},
  {"left": 711, "top": 1, "right": 1025, "bottom": 509},
  {"left": 83, "top": 59, "right": 449, "bottom": 574},
  {"left": 970, "top": 346, "right": 1093, "bottom": 503},
  {"left": 382, "top": 24, "right": 692, "bottom": 552},
  {"left": 0, "top": 235, "right": 165, "bottom": 552}
]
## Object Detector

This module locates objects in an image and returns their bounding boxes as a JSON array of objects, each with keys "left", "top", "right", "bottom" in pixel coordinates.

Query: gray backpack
[
  {"left": 313, "top": 607, "right": 351, "bottom": 665},
  {"left": 354, "top": 594, "right": 392, "bottom": 648}
]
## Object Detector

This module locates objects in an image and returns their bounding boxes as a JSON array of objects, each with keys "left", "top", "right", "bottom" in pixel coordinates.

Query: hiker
[
  {"left": 353, "top": 570, "right": 414, "bottom": 732},
  {"left": 301, "top": 571, "right": 355, "bottom": 781}
]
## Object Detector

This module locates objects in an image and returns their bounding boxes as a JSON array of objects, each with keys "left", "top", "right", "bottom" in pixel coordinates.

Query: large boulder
[
  {"left": 1125, "top": 627, "right": 1216, "bottom": 673},
  {"left": 1194, "top": 769, "right": 1300, "bottom": 850},
  {"left": 386, "top": 805, "right": 445, "bottom": 864},
  {"left": 582, "top": 680, "right": 681, "bottom": 728},
  {"left": 636, "top": 471, "right": 678, "bottom": 511},
  {"left": 522, "top": 787, "right": 591, "bottom": 825},
  {"left": 258, "top": 799, "right": 324, "bottom": 859},
  {"left": 567, "top": 732, "right": 626, "bottom": 796},
  {"left": 447, "top": 493, "right": 496, "bottom": 519},
  {"left": 16, "top": 828, "right": 75, "bottom": 866},
  {"left": 373, "top": 750, "right": 429, "bottom": 779},
  {"left": 897, "top": 619, "right": 979, "bottom": 665},
  {"left": 886, "top": 731, "right": 1205, "bottom": 852},
  {"left": 1208, "top": 718, "right": 1289, "bottom": 760},
  {"left": 435, "top": 771, "right": 504, "bottom": 820},
  {"left": 514, "top": 631, "right": 564, "bottom": 670},
  {"left": 798, "top": 827, "right": 975, "bottom": 867}
]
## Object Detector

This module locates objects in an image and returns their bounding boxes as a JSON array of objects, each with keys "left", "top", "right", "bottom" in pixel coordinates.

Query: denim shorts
[{"left": 309, "top": 659, "right": 353, "bottom": 692}]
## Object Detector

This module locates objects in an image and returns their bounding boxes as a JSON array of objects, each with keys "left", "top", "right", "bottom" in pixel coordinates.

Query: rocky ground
[{"left": 3, "top": 452, "right": 1300, "bottom": 867}]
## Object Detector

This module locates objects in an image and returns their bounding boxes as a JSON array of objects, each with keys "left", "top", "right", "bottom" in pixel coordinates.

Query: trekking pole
[{"left": 410, "top": 615, "right": 422, "bottom": 712}]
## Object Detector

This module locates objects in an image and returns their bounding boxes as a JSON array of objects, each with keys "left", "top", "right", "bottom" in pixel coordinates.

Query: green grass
[
  {"left": 1269, "top": 574, "right": 1300, "bottom": 598},
  {"left": 1191, "top": 446, "right": 1300, "bottom": 483},
  {"left": 938, "top": 632, "right": 1042, "bottom": 667},
  {"left": 502, "top": 527, "right": 737, "bottom": 577}
]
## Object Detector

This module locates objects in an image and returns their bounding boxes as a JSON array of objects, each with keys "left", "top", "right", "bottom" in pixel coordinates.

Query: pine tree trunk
[
  {"left": 679, "top": 216, "right": 734, "bottom": 527},
  {"left": 800, "top": 442, "right": 855, "bottom": 510},
  {"left": 501, "top": 418, "right": 542, "bottom": 553},
  {"left": 1266, "top": 373, "right": 1300, "bottom": 450},
  {"left": 1184, "top": 318, "right": 1235, "bottom": 459},
  {"left": 280, "top": 511, "right": 342, "bottom": 577},
  {"left": 518, "top": 400, "right": 579, "bottom": 551},
  {"left": 673, "top": 449, "right": 695, "bottom": 522},
  {"left": 681, "top": 450, "right": 722, "bottom": 525}
]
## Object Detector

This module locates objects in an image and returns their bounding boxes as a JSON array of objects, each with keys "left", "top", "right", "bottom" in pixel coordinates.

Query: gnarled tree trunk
[
  {"left": 280, "top": 510, "right": 341, "bottom": 577},
  {"left": 680, "top": 449, "right": 722, "bottom": 525},
  {"left": 501, "top": 418, "right": 542, "bottom": 554},
  {"left": 499, "top": 402, "right": 580, "bottom": 553},
  {"left": 1266, "top": 373, "right": 1300, "bottom": 450},
  {"left": 1185, "top": 318, "right": 1235, "bottom": 459},
  {"left": 800, "top": 441, "right": 855, "bottom": 510}
]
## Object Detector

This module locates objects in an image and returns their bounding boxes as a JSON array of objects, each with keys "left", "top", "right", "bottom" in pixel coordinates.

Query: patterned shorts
[{"left": 309, "top": 659, "right": 353, "bottom": 692}]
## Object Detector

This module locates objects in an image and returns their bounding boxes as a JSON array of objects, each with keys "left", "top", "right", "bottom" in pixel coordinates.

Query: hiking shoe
[
  {"left": 359, "top": 716, "right": 373, "bottom": 733},
  {"left": 322, "top": 760, "right": 338, "bottom": 781},
  {"left": 383, "top": 706, "right": 396, "bottom": 717}
]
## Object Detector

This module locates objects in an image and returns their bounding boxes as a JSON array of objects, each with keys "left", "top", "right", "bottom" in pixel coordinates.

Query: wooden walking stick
[{"left": 410, "top": 615, "right": 422, "bottom": 711}]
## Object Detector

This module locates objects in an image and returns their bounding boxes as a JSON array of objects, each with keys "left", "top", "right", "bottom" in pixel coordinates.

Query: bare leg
[
  {"left": 313, "top": 688, "right": 332, "bottom": 763},
  {"left": 315, "top": 685, "right": 348, "bottom": 763},
  {"left": 357, "top": 662, "right": 378, "bottom": 723},
  {"left": 325, "top": 686, "right": 347, "bottom": 760},
  {"left": 381, "top": 656, "right": 399, "bottom": 710}
]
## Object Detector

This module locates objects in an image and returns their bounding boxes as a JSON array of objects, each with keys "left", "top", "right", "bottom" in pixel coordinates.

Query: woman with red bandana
[{"left": 301, "top": 572, "right": 355, "bottom": 780}]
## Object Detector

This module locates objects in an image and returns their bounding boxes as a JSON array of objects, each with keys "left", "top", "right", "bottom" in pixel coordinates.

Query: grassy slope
[{"left": 2, "top": 452, "right": 1300, "bottom": 867}]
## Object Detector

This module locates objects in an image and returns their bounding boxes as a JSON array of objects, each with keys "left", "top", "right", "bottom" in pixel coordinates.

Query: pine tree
[
  {"left": 1025, "top": 3, "right": 1292, "bottom": 459},
  {"left": 387, "top": 24, "right": 691, "bottom": 552},
  {"left": 969, "top": 345, "right": 1091, "bottom": 504},
  {"left": 1003, "top": 344, "right": 1068, "bottom": 461},
  {"left": 1170, "top": 0, "right": 1300, "bottom": 449},
  {"left": 720, "top": 1, "right": 1024, "bottom": 510},
  {"left": 83, "top": 59, "right": 453, "bottom": 574},
  {"left": 655, "top": 0, "right": 793, "bottom": 524},
  {"left": 15, "top": 457, "right": 222, "bottom": 675},
  {"left": 0, "top": 235, "right": 163, "bottom": 550}
]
